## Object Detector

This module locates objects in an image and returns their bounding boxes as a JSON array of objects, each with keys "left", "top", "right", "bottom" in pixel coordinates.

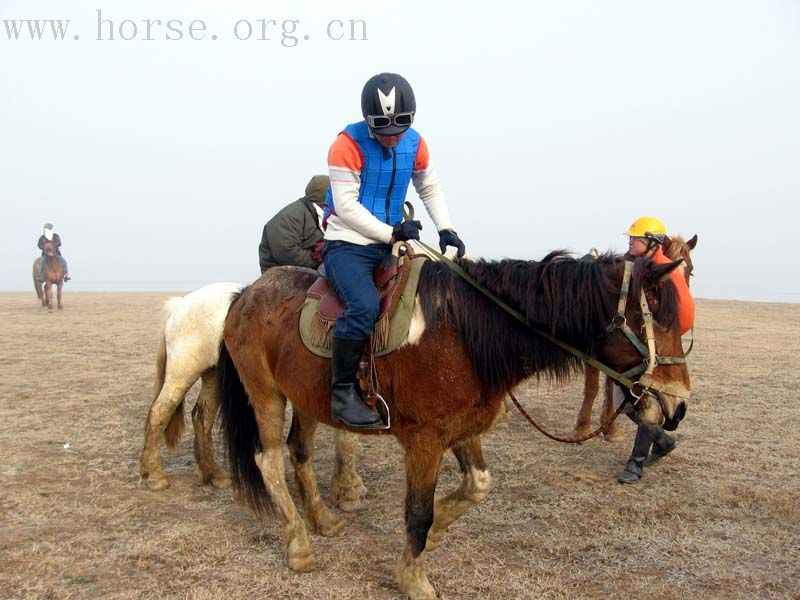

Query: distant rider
[{"left": 38, "top": 223, "right": 71, "bottom": 282}]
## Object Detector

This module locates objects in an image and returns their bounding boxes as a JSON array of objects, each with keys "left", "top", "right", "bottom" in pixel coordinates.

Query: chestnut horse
[
  {"left": 574, "top": 234, "right": 698, "bottom": 439},
  {"left": 217, "top": 251, "right": 690, "bottom": 600},
  {"left": 33, "top": 240, "right": 65, "bottom": 310}
]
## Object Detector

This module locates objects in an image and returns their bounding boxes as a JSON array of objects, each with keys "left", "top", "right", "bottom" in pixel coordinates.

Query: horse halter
[{"left": 608, "top": 260, "right": 689, "bottom": 407}]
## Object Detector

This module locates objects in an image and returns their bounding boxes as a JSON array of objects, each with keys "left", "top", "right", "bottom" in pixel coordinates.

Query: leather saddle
[{"left": 306, "top": 243, "right": 415, "bottom": 325}]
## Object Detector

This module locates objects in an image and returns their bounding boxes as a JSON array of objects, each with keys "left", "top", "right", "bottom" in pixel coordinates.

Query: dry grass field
[{"left": 1, "top": 292, "right": 798, "bottom": 600}]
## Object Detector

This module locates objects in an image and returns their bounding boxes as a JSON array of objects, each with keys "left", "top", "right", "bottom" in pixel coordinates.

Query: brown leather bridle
[
  {"left": 606, "top": 260, "right": 690, "bottom": 422},
  {"left": 508, "top": 259, "right": 689, "bottom": 443}
]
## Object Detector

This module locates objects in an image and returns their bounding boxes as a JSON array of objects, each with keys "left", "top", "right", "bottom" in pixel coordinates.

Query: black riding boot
[
  {"left": 643, "top": 428, "right": 676, "bottom": 467},
  {"left": 331, "top": 337, "right": 383, "bottom": 429},
  {"left": 617, "top": 424, "right": 654, "bottom": 484}
]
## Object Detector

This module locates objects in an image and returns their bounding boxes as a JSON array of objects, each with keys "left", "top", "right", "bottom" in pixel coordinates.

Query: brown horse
[
  {"left": 574, "top": 234, "right": 698, "bottom": 439},
  {"left": 217, "top": 251, "right": 690, "bottom": 599},
  {"left": 33, "top": 241, "right": 65, "bottom": 310}
]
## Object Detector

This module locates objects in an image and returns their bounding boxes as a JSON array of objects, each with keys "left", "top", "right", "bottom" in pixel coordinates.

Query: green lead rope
[{"left": 410, "top": 238, "right": 639, "bottom": 392}]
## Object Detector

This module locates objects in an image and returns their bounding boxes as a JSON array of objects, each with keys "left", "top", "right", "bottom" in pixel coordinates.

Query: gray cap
[{"left": 43, "top": 222, "right": 54, "bottom": 230}]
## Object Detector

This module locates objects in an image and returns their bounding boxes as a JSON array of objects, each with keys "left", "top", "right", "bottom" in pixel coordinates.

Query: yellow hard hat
[{"left": 624, "top": 216, "right": 666, "bottom": 242}]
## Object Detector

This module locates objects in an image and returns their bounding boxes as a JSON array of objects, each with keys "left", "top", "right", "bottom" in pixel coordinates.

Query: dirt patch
[{"left": 1, "top": 293, "right": 798, "bottom": 599}]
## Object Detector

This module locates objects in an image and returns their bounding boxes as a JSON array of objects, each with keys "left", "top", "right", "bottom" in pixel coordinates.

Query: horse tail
[
  {"left": 33, "top": 260, "right": 43, "bottom": 301},
  {"left": 164, "top": 403, "right": 185, "bottom": 450},
  {"left": 218, "top": 292, "right": 273, "bottom": 516},
  {"left": 157, "top": 297, "right": 185, "bottom": 449}
]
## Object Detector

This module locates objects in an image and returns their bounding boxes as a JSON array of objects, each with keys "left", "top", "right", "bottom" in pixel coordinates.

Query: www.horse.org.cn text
[{"left": 1, "top": 10, "right": 369, "bottom": 47}]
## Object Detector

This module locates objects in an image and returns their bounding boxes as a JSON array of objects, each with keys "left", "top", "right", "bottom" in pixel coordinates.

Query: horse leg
[
  {"left": 57, "top": 282, "right": 63, "bottom": 310},
  {"left": 490, "top": 398, "right": 513, "bottom": 430},
  {"left": 139, "top": 376, "right": 193, "bottom": 490},
  {"left": 425, "top": 435, "right": 491, "bottom": 552},
  {"left": 574, "top": 366, "right": 600, "bottom": 437},
  {"left": 330, "top": 429, "right": 367, "bottom": 512},
  {"left": 601, "top": 376, "right": 623, "bottom": 441},
  {"left": 191, "top": 369, "right": 231, "bottom": 488},
  {"left": 44, "top": 282, "right": 52, "bottom": 310},
  {"left": 396, "top": 434, "right": 444, "bottom": 600},
  {"left": 248, "top": 389, "right": 317, "bottom": 572},
  {"left": 287, "top": 411, "right": 345, "bottom": 537}
]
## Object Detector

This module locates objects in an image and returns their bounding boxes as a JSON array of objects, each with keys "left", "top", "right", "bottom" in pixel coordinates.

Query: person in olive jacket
[{"left": 258, "top": 175, "right": 329, "bottom": 273}]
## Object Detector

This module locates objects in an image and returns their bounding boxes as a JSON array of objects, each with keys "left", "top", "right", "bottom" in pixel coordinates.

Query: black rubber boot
[
  {"left": 331, "top": 337, "right": 383, "bottom": 429},
  {"left": 617, "top": 424, "right": 653, "bottom": 484},
  {"left": 643, "top": 428, "right": 676, "bottom": 467}
]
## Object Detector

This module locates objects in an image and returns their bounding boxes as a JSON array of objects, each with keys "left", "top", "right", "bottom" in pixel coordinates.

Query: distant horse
[
  {"left": 138, "top": 282, "right": 368, "bottom": 511},
  {"left": 573, "top": 234, "right": 698, "bottom": 439},
  {"left": 217, "top": 251, "right": 690, "bottom": 599},
  {"left": 33, "top": 240, "right": 65, "bottom": 310}
]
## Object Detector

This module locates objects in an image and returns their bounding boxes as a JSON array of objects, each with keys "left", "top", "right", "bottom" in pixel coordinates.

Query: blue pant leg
[
  {"left": 60, "top": 257, "right": 68, "bottom": 274},
  {"left": 323, "top": 242, "right": 388, "bottom": 339}
]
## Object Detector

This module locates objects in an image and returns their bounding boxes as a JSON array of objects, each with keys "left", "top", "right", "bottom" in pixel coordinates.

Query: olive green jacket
[{"left": 258, "top": 198, "right": 323, "bottom": 273}]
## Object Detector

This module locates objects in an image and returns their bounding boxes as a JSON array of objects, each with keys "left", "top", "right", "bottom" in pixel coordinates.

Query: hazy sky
[{"left": 2, "top": 0, "right": 799, "bottom": 301}]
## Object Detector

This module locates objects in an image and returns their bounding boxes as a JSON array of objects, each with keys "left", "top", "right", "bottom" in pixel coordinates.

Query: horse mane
[
  {"left": 628, "top": 257, "right": 679, "bottom": 329},
  {"left": 417, "top": 251, "right": 619, "bottom": 397},
  {"left": 416, "top": 251, "right": 680, "bottom": 397},
  {"left": 664, "top": 235, "right": 688, "bottom": 260}
]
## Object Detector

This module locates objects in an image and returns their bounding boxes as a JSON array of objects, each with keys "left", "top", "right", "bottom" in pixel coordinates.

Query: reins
[
  {"left": 403, "top": 202, "right": 686, "bottom": 443},
  {"left": 507, "top": 389, "right": 630, "bottom": 443}
]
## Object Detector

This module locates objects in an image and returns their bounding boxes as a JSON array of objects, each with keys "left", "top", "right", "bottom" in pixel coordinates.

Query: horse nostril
[{"left": 663, "top": 401, "right": 687, "bottom": 431}]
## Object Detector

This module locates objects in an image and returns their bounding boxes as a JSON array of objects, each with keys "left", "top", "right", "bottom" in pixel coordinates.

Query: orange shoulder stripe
[
  {"left": 414, "top": 136, "right": 430, "bottom": 171},
  {"left": 328, "top": 132, "right": 363, "bottom": 173}
]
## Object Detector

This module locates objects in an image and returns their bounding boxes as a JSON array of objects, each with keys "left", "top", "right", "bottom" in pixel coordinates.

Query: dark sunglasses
[{"left": 366, "top": 112, "right": 414, "bottom": 129}]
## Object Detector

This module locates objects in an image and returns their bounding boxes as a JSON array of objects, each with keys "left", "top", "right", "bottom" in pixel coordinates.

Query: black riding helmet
[{"left": 361, "top": 73, "right": 416, "bottom": 135}]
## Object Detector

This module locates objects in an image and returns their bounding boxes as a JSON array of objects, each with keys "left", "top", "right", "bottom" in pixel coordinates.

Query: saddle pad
[{"left": 299, "top": 255, "right": 427, "bottom": 358}]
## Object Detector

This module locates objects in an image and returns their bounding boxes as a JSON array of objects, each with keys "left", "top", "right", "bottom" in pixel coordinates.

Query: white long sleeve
[{"left": 412, "top": 158, "right": 454, "bottom": 232}]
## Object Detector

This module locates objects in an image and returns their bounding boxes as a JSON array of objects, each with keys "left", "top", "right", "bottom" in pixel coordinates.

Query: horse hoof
[
  {"left": 574, "top": 427, "right": 591, "bottom": 438},
  {"left": 316, "top": 516, "right": 345, "bottom": 538},
  {"left": 336, "top": 495, "right": 366, "bottom": 513},
  {"left": 145, "top": 477, "right": 170, "bottom": 491},
  {"left": 407, "top": 584, "right": 436, "bottom": 600},
  {"left": 287, "top": 551, "right": 317, "bottom": 573},
  {"left": 397, "top": 572, "right": 437, "bottom": 600},
  {"left": 603, "top": 430, "right": 624, "bottom": 442},
  {"left": 332, "top": 477, "right": 368, "bottom": 512},
  {"left": 211, "top": 476, "right": 232, "bottom": 489}
]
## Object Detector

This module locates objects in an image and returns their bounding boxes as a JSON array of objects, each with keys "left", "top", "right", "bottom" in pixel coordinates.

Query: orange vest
[{"left": 652, "top": 247, "right": 695, "bottom": 334}]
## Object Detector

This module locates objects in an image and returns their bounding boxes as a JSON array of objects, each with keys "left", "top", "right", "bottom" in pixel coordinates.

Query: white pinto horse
[{"left": 138, "top": 281, "right": 368, "bottom": 511}]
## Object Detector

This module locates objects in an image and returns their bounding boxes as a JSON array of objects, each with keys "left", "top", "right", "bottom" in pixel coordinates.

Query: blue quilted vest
[{"left": 325, "top": 121, "right": 420, "bottom": 226}]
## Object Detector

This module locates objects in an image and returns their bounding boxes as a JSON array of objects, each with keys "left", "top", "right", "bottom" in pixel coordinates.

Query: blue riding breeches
[{"left": 323, "top": 240, "right": 390, "bottom": 340}]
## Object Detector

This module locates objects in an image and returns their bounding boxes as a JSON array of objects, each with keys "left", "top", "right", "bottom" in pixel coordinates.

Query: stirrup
[{"left": 365, "top": 393, "right": 391, "bottom": 430}]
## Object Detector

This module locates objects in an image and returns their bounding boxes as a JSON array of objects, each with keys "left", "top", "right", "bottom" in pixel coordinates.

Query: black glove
[
  {"left": 438, "top": 229, "right": 466, "bottom": 258},
  {"left": 392, "top": 220, "right": 422, "bottom": 242}
]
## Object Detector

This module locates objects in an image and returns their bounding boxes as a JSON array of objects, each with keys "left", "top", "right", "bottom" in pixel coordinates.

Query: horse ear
[
  {"left": 662, "top": 234, "right": 672, "bottom": 248},
  {"left": 687, "top": 234, "right": 698, "bottom": 250},
  {"left": 648, "top": 259, "right": 684, "bottom": 284}
]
